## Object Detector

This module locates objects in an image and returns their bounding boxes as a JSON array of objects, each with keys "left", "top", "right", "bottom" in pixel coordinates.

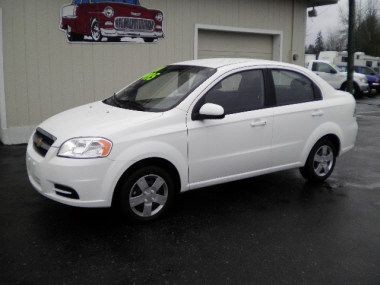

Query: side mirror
[
  {"left": 196, "top": 103, "right": 225, "bottom": 120},
  {"left": 330, "top": 69, "right": 337, "bottom": 74}
]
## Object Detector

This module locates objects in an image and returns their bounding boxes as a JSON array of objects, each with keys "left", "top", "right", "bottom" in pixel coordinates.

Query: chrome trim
[{"left": 114, "top": 16, "right": 155, "bottom": 32}]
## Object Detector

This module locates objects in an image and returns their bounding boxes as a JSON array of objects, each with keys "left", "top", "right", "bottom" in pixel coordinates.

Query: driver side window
[
  {"left": 313, "top": 62, "right": 335, "bottom": 73},
  {"left": 202, "top": 70, "right": 265, "bottom": 115}
]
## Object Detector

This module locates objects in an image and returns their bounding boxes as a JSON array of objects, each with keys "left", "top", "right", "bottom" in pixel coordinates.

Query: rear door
[{"left": 270, "top": 69, "right": 326, "bottom": 167}]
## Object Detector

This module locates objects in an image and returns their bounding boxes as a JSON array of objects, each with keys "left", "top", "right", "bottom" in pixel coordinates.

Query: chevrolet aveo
[{"left": 27, "top": 59, "right": 358, "bottom": 221}]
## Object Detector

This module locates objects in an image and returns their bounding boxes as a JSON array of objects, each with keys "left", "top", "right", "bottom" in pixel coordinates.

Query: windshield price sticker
[{"left": 142, "top": 67, "right": 165, "bottom": 81}]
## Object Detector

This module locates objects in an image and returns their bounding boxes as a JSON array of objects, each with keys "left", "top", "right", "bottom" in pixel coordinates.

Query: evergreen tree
[{"left": 314, "top": 31, "right": 325, "bottom": 55}]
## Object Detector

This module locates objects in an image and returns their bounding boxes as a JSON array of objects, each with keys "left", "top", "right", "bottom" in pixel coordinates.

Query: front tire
[
  {"left": 300, "top": 138, "right": 337, "bottom": 183},
  {"left": 91, "top": 19, "right": 102, "bottom": 42},
  {"left": 341, "top": 82, "right": 362, "bottom": 98},
  {"left": 143, "top": 38, "right": 155, "bottom": 43},
  {"left": 117, "top": 166, "right": 175, "bottom": 222},
  {"left": 108, "top": 37, "right": 122, "bottom": 42}
]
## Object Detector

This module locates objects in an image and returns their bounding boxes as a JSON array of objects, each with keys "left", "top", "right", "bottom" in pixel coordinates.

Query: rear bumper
[{"left": 340, "top": 119, "right": 358, "bottom": 156}]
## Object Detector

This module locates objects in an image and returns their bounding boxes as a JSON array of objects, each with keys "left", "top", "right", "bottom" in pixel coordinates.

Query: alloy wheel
[
  {"left": 91, "top": 20, "right": 101, "bottom": 41},
  {"left": 313, "top": 145, "right": 334, "bottom": 177},
  {"left": 129, "top": 174, "right": 168, "bottom": 217}
]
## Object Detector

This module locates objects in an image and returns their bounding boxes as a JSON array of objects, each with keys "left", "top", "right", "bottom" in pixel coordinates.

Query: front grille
[
  {"left": 115, "top": 17, "right": 154, "bottom": 31},
  {"left": 33, "top": 128, "right": 56, "bottom": 157}
]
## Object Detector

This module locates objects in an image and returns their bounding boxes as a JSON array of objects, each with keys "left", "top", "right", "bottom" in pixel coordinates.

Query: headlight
[
  {"left": 58, "top": 138, "right": 113, "bottom": 159},
  {"left": 361, "top": 77, "right": 368, "bottom": 83},
  {"left": 103, "top": 6, "right": 114, "bottom": 18},
  {"left": 155, "top": 13, "right": 163, "bottom": 22}
]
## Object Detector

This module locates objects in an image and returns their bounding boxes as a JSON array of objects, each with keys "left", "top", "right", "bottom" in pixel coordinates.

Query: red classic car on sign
[{"left": 60, "top": 0, "right": 164, "bottom": 43}]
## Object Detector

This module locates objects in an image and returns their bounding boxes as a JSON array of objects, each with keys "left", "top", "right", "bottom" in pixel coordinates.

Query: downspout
[{"left": 290, "top": 0, "right": 296, "bottom": 63}]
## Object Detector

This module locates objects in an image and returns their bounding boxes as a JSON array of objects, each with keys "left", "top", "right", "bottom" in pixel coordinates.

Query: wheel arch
[
  {"left": 111, "top": 157, "right": 182, "bottom": 206},
  {"left": 340, "top": 80, "right": 359, "bottom": 91},
  {"left": 301, "top": 123, "right": 343, "bottom": 165}
]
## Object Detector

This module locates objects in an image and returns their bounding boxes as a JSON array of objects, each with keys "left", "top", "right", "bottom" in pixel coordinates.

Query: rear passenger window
[
  {"left": 203, "top": 70, "right": 265, "bottom": 115},
  {"left": 272, "top": 70, "right": 315, "bottom": 106}
]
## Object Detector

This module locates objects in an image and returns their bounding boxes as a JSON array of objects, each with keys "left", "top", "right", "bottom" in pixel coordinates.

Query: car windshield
[
  {"left": 73, "top": 0, "right": 140, "bottom": 5},
  {"left": 361, "top": 67, "right": 376, "bottom": 75},
  {"left": 104, "top": 65, "right": 216, "bottom": 112}
]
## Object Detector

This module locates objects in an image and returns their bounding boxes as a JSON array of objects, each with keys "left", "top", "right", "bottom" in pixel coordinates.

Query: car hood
[
  {"left": 339, "top": 72, "right": 367, "bottom": 81},
  {"left": 365, "top": 74, "right": 379, "bottom": 82},
  {"left": 38, "top": 101, "right": 163, "bottom": 147}
]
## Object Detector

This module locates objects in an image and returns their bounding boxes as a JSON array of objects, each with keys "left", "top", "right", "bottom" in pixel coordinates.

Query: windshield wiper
[
  {"left": 112, "top": 93, "right": 123, "bottom": 108},
  {"left": 113, "top": 96, "right": 145, "bottom": 111}
]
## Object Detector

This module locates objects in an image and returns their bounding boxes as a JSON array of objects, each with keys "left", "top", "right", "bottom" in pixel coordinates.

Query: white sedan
[{"left": 26, "top": 58, "right": 358, "bottom": 221}]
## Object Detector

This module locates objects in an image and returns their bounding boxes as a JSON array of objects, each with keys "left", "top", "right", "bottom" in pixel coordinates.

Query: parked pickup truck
[
  {"left": 307, "top": 60, "right": 369, "bottom": 98},
  {"left": 338, "top": 65, "right": 380, "bottom": 96}
]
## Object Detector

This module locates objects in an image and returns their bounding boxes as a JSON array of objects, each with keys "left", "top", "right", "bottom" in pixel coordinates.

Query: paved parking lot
[{"left": 1, "top": 97, "right": 380, "bottom": 284}]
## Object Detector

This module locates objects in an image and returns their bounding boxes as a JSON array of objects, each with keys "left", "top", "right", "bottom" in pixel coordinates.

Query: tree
[
  {"left": 314, "top": 31, "right": 325, "bottom": 55},
  {"left": 325, "top": 29, "right": 346, "bottom": 51},
  {"left": 305, "top": 44, "right": 316, "bottom": 54},
  {"left": 339, "top": 1, "right": 380, "bottom": 56}
]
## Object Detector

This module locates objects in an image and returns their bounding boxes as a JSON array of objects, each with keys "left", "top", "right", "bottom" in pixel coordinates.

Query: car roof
[{"left": 173, "top": 58, "right": 299, "bottom": 69}]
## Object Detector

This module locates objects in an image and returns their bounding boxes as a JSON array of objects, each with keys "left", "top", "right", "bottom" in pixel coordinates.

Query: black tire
[
  {"left": 341, "top": 82, "right": 362, "bottom": 98},
  {"left": 367, "top": 88, "right": 376, "bottom": 98},
  {"left": 108, "top": 37, "right": 122, "bottom": 42},
  {"left": 66, "top": 29, "right": 84, "bottom": 42},
  {"left": 91, "top": 19, "right": 102, "bottom": 42},
  {"left": 143, "top": 38, "right": 155, "bottom": 43},
  {"left": 117, "top": 166, "right": 175, "bottom": 222},
  {"left": 299, "top": 138, "right": 337, "bottom": 183}
]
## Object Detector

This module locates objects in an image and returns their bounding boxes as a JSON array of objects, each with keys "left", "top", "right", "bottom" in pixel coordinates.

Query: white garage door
[{"left": 198, "top": 29, "right": 274, "bottom": 60}]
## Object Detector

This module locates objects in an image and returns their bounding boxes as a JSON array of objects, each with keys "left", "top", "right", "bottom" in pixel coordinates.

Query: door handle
[
  {"left": 311, "top": 110, "right": 324, "bottom": 117},
  {"left": 250, "top": 120, "right": 267, "bottom": 127}
]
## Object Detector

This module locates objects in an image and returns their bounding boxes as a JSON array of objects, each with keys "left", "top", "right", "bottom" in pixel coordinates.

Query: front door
[
  {"left": 187, "top": 69, "right": 274, "bottom": 186},
  {"left": 312, "top": 61, "right": 341, "bottom": 89}
]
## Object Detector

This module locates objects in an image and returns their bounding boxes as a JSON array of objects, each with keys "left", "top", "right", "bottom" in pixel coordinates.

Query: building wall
[{"left": 0, "top": 0, "right": 307, "bottom": 144}]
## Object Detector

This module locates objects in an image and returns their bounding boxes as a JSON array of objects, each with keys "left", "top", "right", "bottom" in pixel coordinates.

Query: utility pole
[{"left": 347, "top": 0, "right": 355, "bottom": 94}]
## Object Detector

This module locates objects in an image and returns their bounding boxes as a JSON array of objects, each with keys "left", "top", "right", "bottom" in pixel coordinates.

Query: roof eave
[{"left": 307, "top": 0, "right": 339, "bottom": 7}]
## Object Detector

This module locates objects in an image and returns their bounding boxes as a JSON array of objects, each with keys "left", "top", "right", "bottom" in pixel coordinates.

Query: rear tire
[
  {"left": 66, "top": 27, "right": 84, "bottom": 42},
  {"left": 341, "top": 82, "right": 362, "bottom": 98},
  {"left": 117, "top": 166, "right": 175, "bottom": 222},
  {"left": 300, "top": 138, "right": 337, "bottom": 183}
]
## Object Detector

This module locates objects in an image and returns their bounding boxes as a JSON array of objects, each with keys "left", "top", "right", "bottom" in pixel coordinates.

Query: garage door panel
[
  {"left": 198, "top": 30, "right": 273, "bottom": 60},
  {"left": 198, "top": 50, "right": 273, "bottom": 60}
]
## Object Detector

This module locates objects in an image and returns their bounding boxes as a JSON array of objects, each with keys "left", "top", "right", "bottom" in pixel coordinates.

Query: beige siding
[{"left": 0, "top": 0, "right": 307, "bottom": 129}]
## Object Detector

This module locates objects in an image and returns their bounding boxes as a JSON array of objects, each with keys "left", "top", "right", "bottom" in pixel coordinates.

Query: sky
[{"left": 306, "top": 0, "right": 380, "bottom": 46}]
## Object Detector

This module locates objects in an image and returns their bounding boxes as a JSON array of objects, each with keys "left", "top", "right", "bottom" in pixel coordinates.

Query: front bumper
[
  {"left": 358, "top": 82, "right": 370, "bottom": 94},
  {"left": 26, "top": 140, "right": 115, "bottom": 208},
  {"left": 100, "top": 28, "right": 164, "bottom": 39},
  {"left": 370, "top": 82, "right": 380, "bottom": 92}
]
